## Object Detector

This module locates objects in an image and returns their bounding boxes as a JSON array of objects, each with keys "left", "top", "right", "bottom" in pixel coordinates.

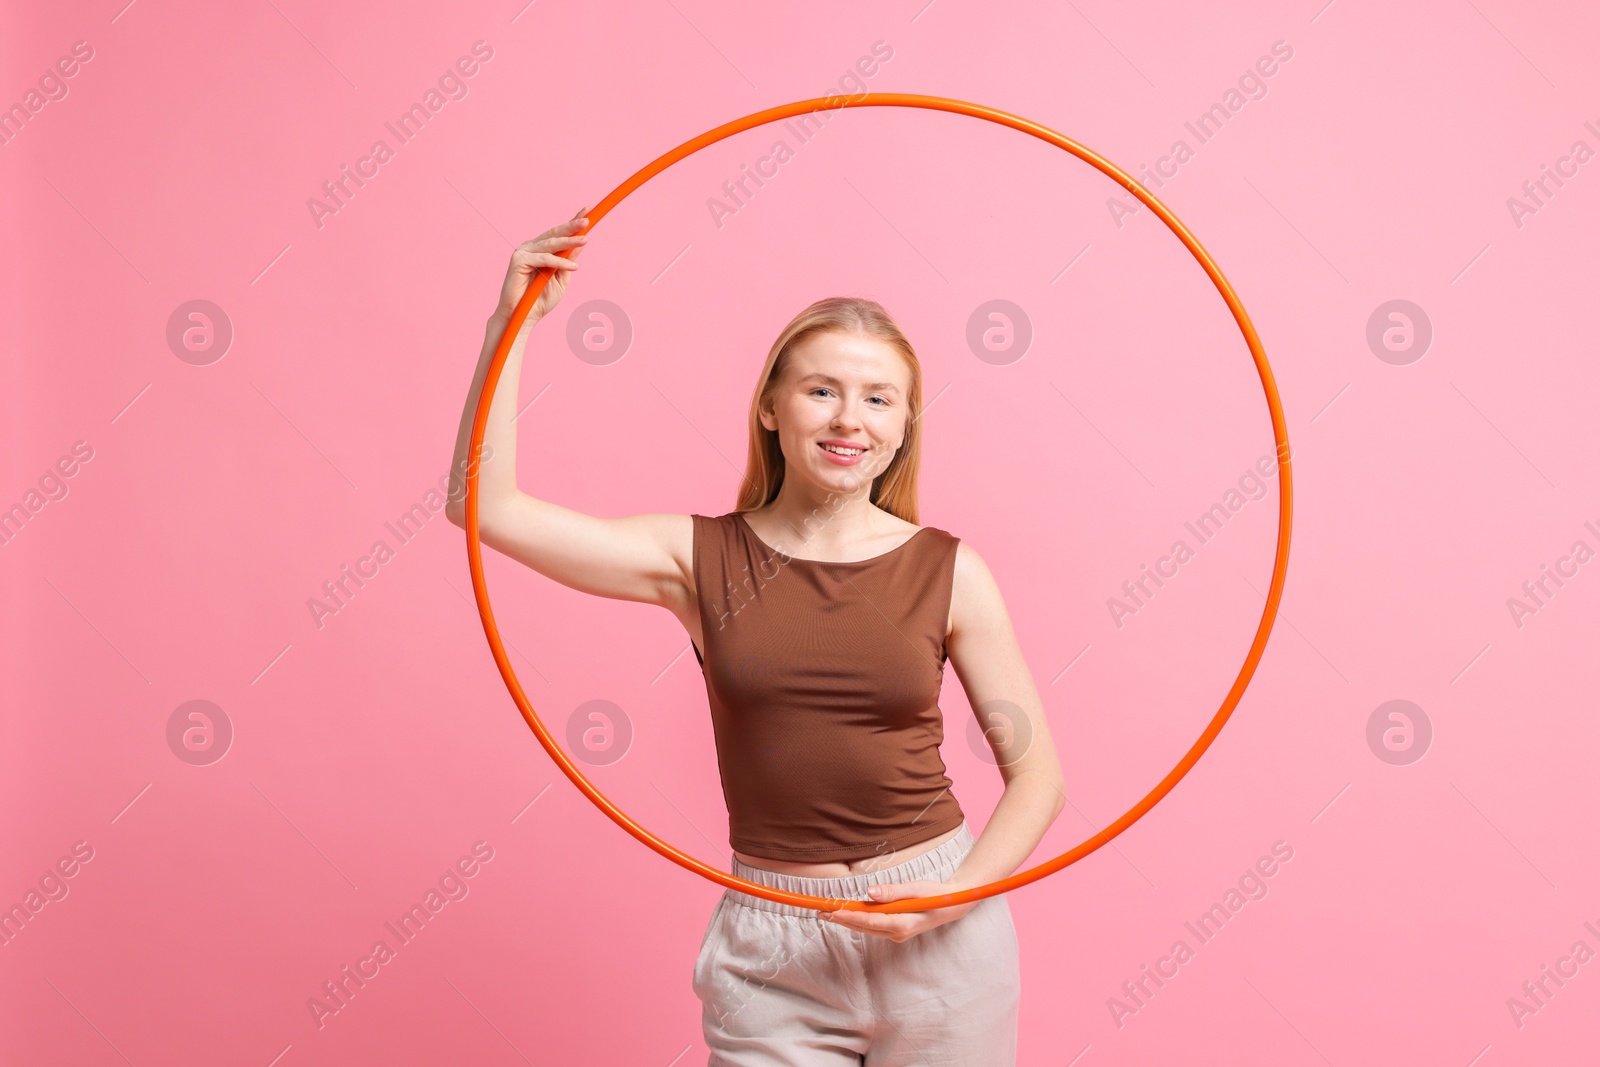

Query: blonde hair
[{"left": 734, "top": 297, "right": 925, "bottom": 524}]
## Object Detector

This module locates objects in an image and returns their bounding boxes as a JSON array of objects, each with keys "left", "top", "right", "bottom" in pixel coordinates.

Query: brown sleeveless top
[{"left": 690, "top": 510, "right": 967, "bottom": 863}]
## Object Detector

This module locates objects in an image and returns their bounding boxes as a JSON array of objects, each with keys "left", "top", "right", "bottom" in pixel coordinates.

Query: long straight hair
[{"left": 734, "top": 297, "right": 925, "bottom": 525}]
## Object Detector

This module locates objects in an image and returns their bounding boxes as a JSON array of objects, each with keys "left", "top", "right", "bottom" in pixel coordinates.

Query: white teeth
[{"left": 822, "top": 444, "right": 864, "bottom": 455}]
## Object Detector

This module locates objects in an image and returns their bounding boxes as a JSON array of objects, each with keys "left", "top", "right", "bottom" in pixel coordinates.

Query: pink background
[{"left": 4, "top": 0, "right": 1598, "bottom": 1063}]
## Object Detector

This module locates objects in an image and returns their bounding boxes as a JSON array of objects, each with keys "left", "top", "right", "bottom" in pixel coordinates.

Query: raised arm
[{"left": 444, "top": 210, "right": 692, "bottom": 610}]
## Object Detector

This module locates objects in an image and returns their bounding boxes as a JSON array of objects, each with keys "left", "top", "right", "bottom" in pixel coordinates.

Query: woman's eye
[{"left": 809, "top": 387, "right": 888, "bottom": 406}]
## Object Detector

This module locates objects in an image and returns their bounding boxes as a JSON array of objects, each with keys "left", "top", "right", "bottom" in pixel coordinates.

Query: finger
[
  {"left": 517, "top": 254, "right": 580, "bottom": 274},
  {"left": 521, "top": 218, "right": 587, "bottom": 249},
  {"left": 832, "top": 909, "right": 889, "bottom": 933},
  {"left": 866, "top": 883, "right": 924, "bottom": 904},
  {"left": 522, "top": 250, "right": 580, "bottom": 266},
  {"left": 842, "top": 915, "right": 902, "bottom": 939},
  {"left": 538, "top": 234, "right": 589, "bottom": 250},
  {"left": 527, "top": 241, "right": 583, "bottom": 263}
]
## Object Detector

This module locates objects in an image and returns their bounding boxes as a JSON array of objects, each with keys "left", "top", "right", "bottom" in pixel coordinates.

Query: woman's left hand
[{"left": 817, "top": 880, "right": 977, "bottom": 942}]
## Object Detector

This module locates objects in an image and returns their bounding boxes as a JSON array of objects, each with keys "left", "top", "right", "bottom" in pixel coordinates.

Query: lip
[{"left": 817, "top": 440, "right": 868, "bottom": 465}]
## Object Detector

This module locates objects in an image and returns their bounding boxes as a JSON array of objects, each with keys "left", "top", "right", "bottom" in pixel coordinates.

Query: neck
[{"left": 761, "top": 480, "right": 887, "bottom": 551}]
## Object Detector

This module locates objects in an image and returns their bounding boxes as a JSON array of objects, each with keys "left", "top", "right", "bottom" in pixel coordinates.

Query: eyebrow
[{"left": 798, "top": 372, "right": 902, "bottom": 395}]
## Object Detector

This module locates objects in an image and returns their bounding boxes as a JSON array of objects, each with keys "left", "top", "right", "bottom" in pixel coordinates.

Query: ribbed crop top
[{"left": 689, "top": 510, "right": 968, "bottom": 863}]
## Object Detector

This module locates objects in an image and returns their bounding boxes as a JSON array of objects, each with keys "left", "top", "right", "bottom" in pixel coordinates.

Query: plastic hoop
[{"left": 464, "top": 93, "right": 1293, "bottom": 914}]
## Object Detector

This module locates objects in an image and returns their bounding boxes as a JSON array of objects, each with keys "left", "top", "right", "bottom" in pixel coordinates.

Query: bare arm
[
  {"left": 941, "top": 541, "right": 1068, "bottom": 893},
  {"left": 444, "top": 213, "right": 691, "bottom": 610}
]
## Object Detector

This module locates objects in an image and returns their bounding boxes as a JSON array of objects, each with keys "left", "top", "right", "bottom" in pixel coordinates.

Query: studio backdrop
[{"left": 3, "top": 1, "right": 1597, "bottom": 1064}]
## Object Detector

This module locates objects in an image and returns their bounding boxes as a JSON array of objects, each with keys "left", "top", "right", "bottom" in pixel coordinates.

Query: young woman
[{"left": 446, "top": 208, "right": 1067, "bottom": 1066}]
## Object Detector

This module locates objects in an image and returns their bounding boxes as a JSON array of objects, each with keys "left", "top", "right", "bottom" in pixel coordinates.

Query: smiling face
[{"left": 758, "top": 329, "right": 913, "bottom": 494}]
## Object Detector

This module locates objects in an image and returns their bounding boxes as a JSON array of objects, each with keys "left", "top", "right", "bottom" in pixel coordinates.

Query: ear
[{"left": 757, "top": 393, "right": 779, "bottom": 432}]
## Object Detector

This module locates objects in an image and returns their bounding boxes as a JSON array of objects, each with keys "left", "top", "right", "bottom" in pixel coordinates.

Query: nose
[{"left": 830, "top": 405, "right": 864, "bottom": 433}]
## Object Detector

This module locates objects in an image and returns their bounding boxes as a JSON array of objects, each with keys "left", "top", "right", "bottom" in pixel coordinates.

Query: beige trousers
[{"left": 692, "top": 822, "right": 1020, "bottom": 1066}]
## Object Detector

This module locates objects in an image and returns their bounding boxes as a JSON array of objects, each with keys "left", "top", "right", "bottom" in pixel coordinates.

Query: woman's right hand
[{"left": 492, "top": 206, "right": 590, "bottom": 323}]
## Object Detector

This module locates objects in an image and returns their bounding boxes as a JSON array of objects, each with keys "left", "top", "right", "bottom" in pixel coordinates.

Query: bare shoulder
[
  {"left": 945, "top": 538, "right": 1032, "bottom": 686},
  {"left": 951, "top": 538, "right": 996, "bottom": 585},
  {"left": 949, "top": 539, "right": 1009, "bottom": 634}
]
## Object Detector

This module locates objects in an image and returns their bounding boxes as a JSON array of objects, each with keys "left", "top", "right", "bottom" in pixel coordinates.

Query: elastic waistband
[{"left": 725, "top": 823, "right": 976, "bottom": 916}]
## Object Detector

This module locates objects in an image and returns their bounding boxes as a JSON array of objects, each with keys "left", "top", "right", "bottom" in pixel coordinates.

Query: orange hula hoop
[{"left": 464, "top": 92, "right": 1293, "bottom": 914}]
